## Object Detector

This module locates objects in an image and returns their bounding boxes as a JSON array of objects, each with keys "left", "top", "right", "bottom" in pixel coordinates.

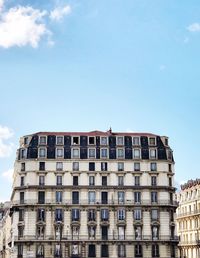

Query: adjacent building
[
  {"left": 176, "top": 179, "right": 200, "bottom": 258},
  {"left": 10, "top": 130, "right": 179, "bottom": 258}
]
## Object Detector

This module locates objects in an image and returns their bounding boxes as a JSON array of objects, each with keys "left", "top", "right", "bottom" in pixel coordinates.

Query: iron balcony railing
[{"left": 176, "top": 209, "right": 200, "bottom": 218}]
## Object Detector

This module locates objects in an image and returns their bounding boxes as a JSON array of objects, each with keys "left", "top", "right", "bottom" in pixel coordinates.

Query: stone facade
[
  {"left": 176, "top": 179, "right": 200, "bottom": 258},
  {"left": 10, "top": 130, "right": 179, "bottom": 258}
]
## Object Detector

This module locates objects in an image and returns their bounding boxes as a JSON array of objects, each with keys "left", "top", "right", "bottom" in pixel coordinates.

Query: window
[
  {"left": 89, "top": 162, "right": 95, "bottom": 171},
  {"left": 56, "top": 162, "right": 63, "bottom": 171},
  {"left": 134, "top": 162, "right": 140, "bottom": 171},
  {"left": 89, "top": 176, "right": 95, "bottom": 186},
  {"left": 134, "top": 192, "right": 141, "bottom": 204},
  {"left": 72, "top": 148, "right": 79, "bottom": 158},
  {"left": 101, "top": 209, "right": 109, "bottom": 221},
  {"left": 101, "top": 226, "right": 108, "bottom": 240},
  {"left": 56, "top": 136, "right": 63, "bottom": 145},
  {"left": 18, "top": 244, "right": 23, "bottom": 257},
  {"left": 149, "top": 137, "right": 156, "bottom": 146},
  {"left": 39, "top": 162, "right": 45, "bottom": 171},
  {"left": 38, "top": 208, "right": 45, "bottom": 221},
  {"left": 89, "top": 137, "right": 95, "bottom": 145},
  {"left": 21, "top": 163, "right": 25, "bottom": 171},
  {"left": 38, "top": 191, "right": 45, "bottom": 204},
  {"left": 72, "top": 191, "right": 79, "bottom": 204},
  {"left": 39, "top": 148, "right": 46, "bottom": 158},
  {"left": 88, "top": 209, "right": 96, "bottom": 221},
  {"left": 151, "top": 209, "right": 158, "bottom": 221},
  {"left": 151, "top": 176, "right": 157, "bottom": 186},
  {"left": 19, "top": 209, "right": 24, "bottom": 221},
  {"left": 88, "top": 191, "right": 96, "bottom": 204},
  {"left": 39, "top": 175, "right": 45, "bottom": 186},
  {"left": 55, "top": 244, "right": 61, "bottom": 257},
  {"left": 152, "top": 226, "right": 159, "bottom": 240},
  {"left": 39, "top": 136, "right": 46, "bottom": 145},
  {"left": 37, "top": 226, "right": 44, "bottom": 239},
  {"left": 117, "top": 136, "right": 124, "bottom": 145},
  {"left": 36, "top": 245, "right": 44, "bottom": 257},
  {"left": 72, "top": 226, "right": 79, "bottom": 240},
  {"left": 72, "top": 137, "right": 79, "bottom": 145},
  {"left": 135, "top": 176, "right": 140, "bottom": 186},
  {"left": 102, "top": 176, "right": 107, "bottom": 186},
  {"left": 89, "top": 148, "right": 95, "bottom": 158},
  {"left": 24, "top": 137, "right": 28, "bottom": 145},
  {"left": 101, "top": 137, "right": 107, "bottom": 145},
  {"left": 118, "top": 245, "right": 126, "bottom": 257},
  {"left": 71, "top": 244, "right": 79, "bottom": 256},
  {"left": 101, "top": 245, "right": 108, "bottom": 257},
  {"left": 152, "top": 244, "right": 159, "bottom": 257},
  {"left": 150, "top": 162, "right": 157, "bottom": 171},
  {"left": 56, "top": 191, "right": 62, "bottom": 203},
  {"left": 73, "top": 176, "right": 79, "bottom": 186},
  {"left": 134, "top": 209, "right": 142, "bottom": 220},
  {"left": 56, "top": 148, "right": 64, "bottom": 158},
  {"left": 20, "top": 192, "right": 24, "bottom": 204},
  {"left": 117, "top": 148, "right": 124, "bottom": 158},
  {"left": 151, "top": 192, "right": 158, "bottom": 203},
  {"left": 118, "top": 176, "right": 124, "bottom": 186},
  {"left": 20, "top": 176, "right": 24, "bottom": 186},
  {"left": 88, "top": 225, "right": 96, "bottom": 239},
  {"left": 101, "top": 148, "right": 108, "bottom": 158},
  {"left": 56, "top": 175, "right": 62, "bottom": 186},
  {"left": 72, "top": 209, "right": 80, "bottom": 221},
  {"left": 18, "top": 225, "right": 24, "bottom": 238},
  {"left": 169, "top": 164, "right": 172, "bottom": 172},
  {"left": 101, "top": 192, "right": 108, "bottom": 204},
  {"left": 21, "top": 149, "right": 26, "bottom": 159},
  {"left": 118, "top": 209, "right": 125, "bottom": 220},
  {"left": 135, "top": 226, "right": 142, "bottom": 240},
  {"left": 118, "top": 162, "right": 124, "bottom": 171},
  {"left": 133, "top": 137, "right": 140, "bottom": 146},
  {"left": 101, "top": 162, "right": 107, "bottom": 171},
  {"left": 169, "top": 177, "right": 172, "bottom": 186},
  {"left": 88, "top": 244, "right": 96, "bottom": 257},
  {"left": 150, "top": 149, "right": 157, "bottom": 159},
  {"left": 171, "top": 245, "right": 175, "bottom": 258},
  {"left": 118, "top": 191, "right": 125, "bottom": 204},
  {"left": 135, "top": 244, "right": 142, "bottom": 257},
  {"left": 55, "top": 209, "right": 63, "bottom": 222},
  {"left": 73, "top": 162, "right": 79, "bottom": 171},
  {"left": 133, "top": 149, "right": 140, "bottom": 159}
]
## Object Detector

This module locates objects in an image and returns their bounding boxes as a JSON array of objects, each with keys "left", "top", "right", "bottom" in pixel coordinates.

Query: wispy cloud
[
  {"left": 0, "top": 2, "right": 71, "bottom": 48},
  {"left": 187, "top": 23, "right": 200, "bottom": 32},
  {"left": 0, "top": 125, "right": 14, "bottom": 158},
  {"left": 1, "top": 168, "right": 13, "bottom": 182},
  {"left": 50, "top": 5, "right": 71, "bottom": 21}
]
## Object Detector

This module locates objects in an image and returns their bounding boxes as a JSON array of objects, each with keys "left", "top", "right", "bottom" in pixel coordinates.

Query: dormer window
[
  {"left": 89, "top": 137, "right": 95, "bottom": 145},
  {"left": 39, "top": 136, "right": 47, "bottom": 145},
  {"left": 56, "top": 136, "right": 64, "bottom": 145},
  {"left": 133, "top": 137, "right": 140, "bottom": 146},
  {"left": 101, "top": 137, "right": 107, "bottom": 145},
  {"left": 72, "top": 137, "right": 79, "bottom": 145},
  {"left": 149, "top": 137, "right": 156, "bottom": 146},
  {"left": 117, "top": 137, "right": 124, "bottom": 145}
]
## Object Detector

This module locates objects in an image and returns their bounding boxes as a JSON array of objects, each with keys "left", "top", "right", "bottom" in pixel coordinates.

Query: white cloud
[
  {"left": 0, "top": 125, "right": 14, "bottom": 158},
  {"left": 0, "top": 6, "right": 49, "bottom": 48},
  {"left": 1, "top": 168, "right": 13, "bottom": 182},
  {"left": 50, "top": 5, "right": 71, "bottom": 21},
  {"left": 187, "top": 23, "right": 200, "bottom": 32},
  {"left": 0, "top": 0, "right": 4, "bottom": 12}
]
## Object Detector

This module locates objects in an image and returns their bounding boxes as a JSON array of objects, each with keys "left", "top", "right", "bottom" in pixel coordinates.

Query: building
[
  {"left": 176, "top": 179, "right": 200, "bottom": 258},
  {"left": 10, "top": 130, "right": 178, "bottom": 258},
  {"left": 0, "top": 202, "right": 12, "bottom": 258}
]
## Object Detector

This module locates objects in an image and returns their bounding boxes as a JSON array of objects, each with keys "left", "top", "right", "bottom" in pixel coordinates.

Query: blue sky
[{"left": 0, "top": 0, "right": 200, "bottom": 201}]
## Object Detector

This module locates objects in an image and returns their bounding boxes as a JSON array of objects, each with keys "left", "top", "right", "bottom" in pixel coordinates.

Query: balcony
[{"left": 176, "top": 209, "right": 200, "bottom": 219}]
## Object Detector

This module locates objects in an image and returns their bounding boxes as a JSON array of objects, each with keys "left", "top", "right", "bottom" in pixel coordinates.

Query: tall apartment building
[
  {"left": 176, "top": 179, "right": 200, "bottom": 258},
  {"left": 10, "top": 130, "right": 178, "bottom": 258}
]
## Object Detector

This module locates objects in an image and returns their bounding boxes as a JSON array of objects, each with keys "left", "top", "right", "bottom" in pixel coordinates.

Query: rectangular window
[
  {"left": 118, "top": 209, "right": 125, "bottom": 220},
  {"left": 89, "top": 176, "right": 95, "bottom": 186},
  {"left": 88, "top": 244, "right": 96, "bottom": 257},
  {"left": 18, "top": 225, "right": 24, "bottom": 238},
  {"left": 39, "top": 136, "right": 47, "bottom": 145},
  {"left": 89, "top": 148, "right": 96, "bottom": 158},
  {"left": 135, "top": 226, "right": 142, "bottom": 240},
  {"left": 21, "top": 149, "right": 26, "bottom": 159},
  {"left": 101, "top": 192, "right": 108, "bottom": 204},
  {"left": 56, "top": 191, "right": 62, "bottom": 203},
  {"left": 89, "top": 162, "right": 95, "bottom": 171},
  {"left": 133, "top": 149, "right": 140, "bottom": 159},
  {"left": 134, "top": 209, "right": 142, "bottom": 220},
  {"left": 151, "top": 176, "right": 157, "bottom": 186},
  {"left": 20, "top": 192, "right": 24, "bottom": 204},
  {"left": 88, "top": 191, "right": 96, "bottom": 204},
  {"left": 89, "top": 137, "right": 95, "bottom": 145},
  {"left": 72, "top": 191, "right": 79, "bottom": 204},
  {"left": 169, "top": 177, "right": 172, "bottom": 186},
  {"left": 133, "top": 137, "right": 140, "bottom": 146},
  {"left": 101, "top": 245, "right": 108, "bottom": 257},
  {"left": 24, "top": 137, "right": 28, "bottom": 145},
  {"left": 150, "top": 149, "right": 157, "bottom": 159},
  {"left": 39, "top": 175, "right": 45, "bottom": 186},
  {"left": 118, "top": 176, "right": 124, "bottom": 186},
  {"left": 101, "top": 148, "right": 108, "bottom": 158},
  {"left": 38, "top": 191, "right": 45, "bottom": 204},
  {"left": 55, "top": 244, "right": 61, "bottom": 256},
  {"left": 38, "top": 208, "right": 45, "bottom": 221},
  {"left": 118, "top": 191, "right": 125, "bottom": 204},
  {"left": 56, "top": 175, "right": 62, "bottom": 186},
  {"left": 56, "top": 136, "right": 63, "bottom": 145},
  {"left": 39, "top": 148, "right": 46, "bottom": 158},
  {"left": 101, "top": 209, "right": 109, "bottom": 221},
  {"left": 101, "top": 226, "right": 108, "bottom": 240},
  {"left": 169, "top": 164, "right": 172, "bottom": 172},
  {"left": 88, "top": 209, "right": 96, "bottom": 221},
  {"left": 151, "top": 192, "right": 158, "bottom": 203},
  {"left": 56, "top": 148, "right": 64, "bottom": 158},
  {"left": 135, "top": 176, "right": 140, "bottom": 186},
  {"left": 151, "top": 209, "right": 158, "bottom": 221},
  {"left": 56, "top": 162, "right": 63, "bottom": 171},
  {"left": 117, "top": 136, "right": 124, "bottom": 145},
  {"left": 135, "top": 244, "right": 142, "bottom": 257},
  {"left": 21, "top": 163, "right": 25, "bottom": 171},
  {"left": 73, "top": 162, "right": 79, "bottom": 171},
  {"left": 101, "top": 162, "right": 107, "bottom": 171},
  {"left": 149, "top": 137, "right": 156, "bottom": 146},
  {"left": 18, "top": 244, "right": 23, "bottom": 256},
  {"left": 102, "top": 176, "right": 107, "bottom": 186},
  {"left": 118, "top": 162, "right": 124, "bottom": 171},
  {"left": 72, "top": 209, "right": 80, "bottom": 221},
  {"left": 152, "top": 226, "right": 159, "bottom": 240},
  {"left": 72, "top": 137, "right": 79, "bottom": 145},
  {"left": 118, "top": 245, "right": 126, "bottom": 257},
  {"left": 39, "top": 162, "right": 45, "bottom": 171},
  {"left": 73, "top": 176, "right": 79, "bottom": 186},
  {"left": 101, "top": 137, "right": 107, "bottom": 145},
  {"left": 19, "top": 209, "right": 24, "bottom": 221},
  {"left": 134, "top": 192, "right": 141, "bottom": 204},
  {"left": 72, "top": 148, "right": 79, "bottom": 158},
  {"left": 134, "top": 162, "right": 140, "bottom": 171},
  {"left": 118, "top": 226, "right": 125, "bottom": 240},
  {"left": 36, "top": 245, "right": 44, "bottom": 256},
  {"left": 150, "top": 162, "right": 157, "bottom": 171},
  {"left": 20, "top": 176, "right": 24, "bottom": 186},
  {"left": 117, "top": 148, "right": 124, "bottom": 158},
  {"left": 55, "top": 209, "right": 63, "bottom": 222}
]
